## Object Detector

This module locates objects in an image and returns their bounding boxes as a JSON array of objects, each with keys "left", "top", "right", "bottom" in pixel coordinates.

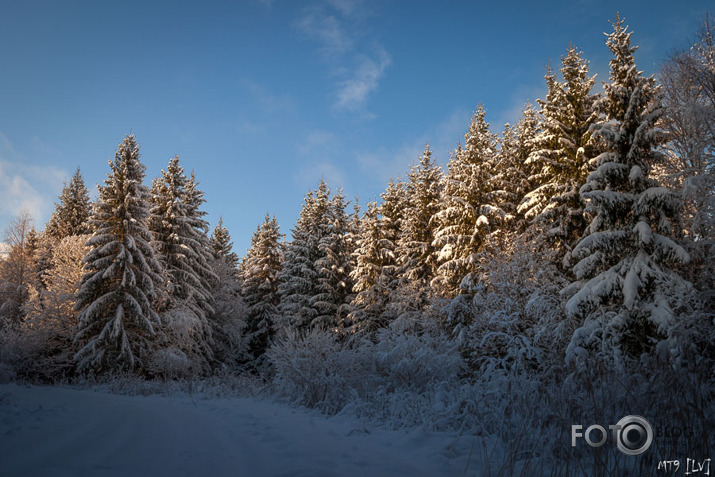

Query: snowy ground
[{"left": 0, "top": 384, "right": 479, "bottom": 477}]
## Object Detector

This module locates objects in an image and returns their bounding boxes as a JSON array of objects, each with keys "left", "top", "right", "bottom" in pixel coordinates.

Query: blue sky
[{"left": 0, "top": 0, "right": 710, "bottom": 255}]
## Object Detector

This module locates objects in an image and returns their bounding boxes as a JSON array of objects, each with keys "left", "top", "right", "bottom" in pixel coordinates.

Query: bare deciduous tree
[
  {"left": 0, "top": 210, "right": 36, "bottom": 324},
  {"left": 659, "top": 14, "right": 715, "bottom": 242}
]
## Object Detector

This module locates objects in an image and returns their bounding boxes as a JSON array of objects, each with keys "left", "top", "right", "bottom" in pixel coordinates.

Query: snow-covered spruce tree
[
  {"left": 565, "top": 17, "right": 691, "bottom": 366},
  {"left": 493, "top": 108, "right": 538, "bottom": 241},
  {"left": 277, "top": 180, "right": 330, "bottom": 332},
  {"left": 277, "top": 180, "right": 354, "bottom": 333},
  {"left": 397, "top": 145, "right": 442, "bottom": 296},
  {"left": 347, "top": 201, "right": 385, "bottom": 333},
  {"left": 149, "top": 156, "right": 217, "bottom": 372},
  {"left": 348, "top": 179, "right": 405, "bottom": 333},
  {"left": 313, "top": 188, "right": 353, "bottom": 330},
  {"left": 207, "top": 226, "right": 246, "bottom": 370},
  {"left": 185, "top": 170, "right": 220, "bottom": 300},
  {"left": 45, "top": 167, "right": 91, "bottom": 240},
  {"left": 38, "top": 168, "right": 91, "bottom": 292},
  {"left": 74, "top": 134, "right": 163, "bottom": 373},
  {"left": 210, "top": 216, "right": 239, "bottom": 272},
  {"left": 519, "top": 46, "right": 600, "bottom": 264},
  {"left": 342, "top": 198, "right": 362, "bottom": 314},
  {"left": 241, "top": 213, "right": 283, "bottom": 362},
  {"left": 376, "top": 179, "right": 406, "bottom": 309},
  {"left": 431, "top": 106, "right": 502, "bottom": 297}
]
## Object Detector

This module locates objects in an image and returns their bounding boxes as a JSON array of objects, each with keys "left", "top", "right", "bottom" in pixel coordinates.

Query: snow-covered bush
[
  {"left": 146, "top": 347, "right": 193, "bottom": 380},
  {"left": 0, "top": 320, "right": 43, "bottom": 379},
  {"left": 267, "top": 318, "right": 464, "bottom": 418},
  {"left": 158, "top": 305, "right": 212, "bottom": 374},
  {"left": 443, "top": 238, "right": 569, "bottom": 374},
  {"left": 0, "top": 313, "right": 76, "bottom": 383},
  {"left": 267, "top": 328, "right": 352, "bottom": 412},
  {"left": 10, "top": 235, "right": 87, "bottom": 381},
  {"left": 371, "top": 327, "right": 461, "bottom": 392}
]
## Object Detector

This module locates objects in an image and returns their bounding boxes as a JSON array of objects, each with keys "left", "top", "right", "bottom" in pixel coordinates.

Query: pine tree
[
  {"left": 210, "top": 217, "right": 239, "bottom": 271},
  {"left": 277, "top": 180, "right": 354, "bottom": 333},
  {"left": 342, "top": 198, "right": 362, "bottom": 316},
  {"left": 242, "top": 214, "right": 283, "bottom": 360},
  {"left": 45, "top": 167, "right": 91, "bottom": 240},
  {"left": 149, "top": 156, "right": 217, "bottom": 368},
  {"left": 565, "top": 16, "right": 691, "bottom": 365},
  {"left": 207, "top": 225, "right": 245, "bottom": 369},
  {"left": 348, "top": 180, "right": 405, "bottom": 332},
  {"left": 519, "top": 46, "right": 600, "bottom": 263},
  {"left": 150, "top": 157, "right": 216, "bottom": 315},
  {"left": 348, "top": 201, "right": 390, "bottom": 333},
  {"left": 313, "top": 188, "right": 352, "bottom": 330},
  {"left": 495, "top": 104, "right": 540, "bottom": 236},
  {"left": 277, "top": 180, "right": 330, "bottom": 332},
  {"left": 74, "top": 134, "right": 163, "bottom": 372},
  {"left": 432, "top": 106, "right": 502, "bottom": 296},
  {"left": 398, "top": 146, "right": 442, "bottom": 291}
]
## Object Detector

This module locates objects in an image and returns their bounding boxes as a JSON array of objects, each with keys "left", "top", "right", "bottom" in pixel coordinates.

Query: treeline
[{"left": 0, "top": 15, "right": 712, "bottom": 382}]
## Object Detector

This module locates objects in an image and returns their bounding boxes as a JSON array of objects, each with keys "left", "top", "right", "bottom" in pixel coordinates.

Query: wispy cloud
[
  {"left": 0, "top": 132, "right": 67, "bottom": 230},
  {"left": 493, "top": 82, "right": 547, "bottom": 130},
  {"left": 324, "top": 0, "right": 367, "bottom": 17},
  {"left": 296, "top": 129, "right": 338, "bottom": 156},
  {"left": 354, "top": 108, "right": 471, "bottom": 184},
  {"left": 0, "top": 163, "right": 45, "bottom": 219},
  {"left": 356, "top": 143, "right": 418, "bottom": 184},
  {"left": 233, "top": 80, "right": 297, "bottom": 137},
  {"left": 296, "top": 160, "right": 346, "bottom": 191},
  {"left": 335, "top": 47, "right": 391, "bottom": 112},
  {"left": 242, "top": 80, "right": 295, "bottom": 115},
  {"left": 297, "top": 9, "right": 353, "bottom": 58},
  {"left": 295, "top": 129, "right": 346, "bottom": 190},
  {"left": 295, "top": 0, "right": 390, "bottom": 115},
  {"left": 255, "top": 0, "right": 275, "bottom": 9}
]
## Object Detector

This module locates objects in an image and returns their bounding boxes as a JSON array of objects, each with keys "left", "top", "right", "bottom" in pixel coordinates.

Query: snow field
[{"left": 0, "top": 384, "right": 477, "bottom": 477}]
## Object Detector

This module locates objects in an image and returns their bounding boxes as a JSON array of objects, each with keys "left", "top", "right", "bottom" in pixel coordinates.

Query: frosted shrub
[
  {"left": 0, "top": 318, "right": 58, "bottom": 380},
  {"left": 447, "top": 239, "right": 568, "bottom": 374},
  {"left": 147, "top": 347, "right": 193, "bottom": 380},
  {"left": 371, "top": 327, "right": 461, "bottom": 392},
  {"left": 267, "top": 328, "right": 351, "bottom": 412},
  {"left": 0, "top": 323, "right": 32, "bottom": 377}
]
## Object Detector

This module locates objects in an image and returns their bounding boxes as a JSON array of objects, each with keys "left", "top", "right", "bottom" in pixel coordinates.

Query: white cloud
[
  {"left": 324, "top": 0, "right": 369, "bottom": 18},
  {"left": 354, "top": 108, "right": 472, "bottom": 184},
  {"left": 296, "top": 160, "right": 346, "bottom": 191},
  {"left": 335, "top": 47, "right": 391, "bottom": 112},
  {"left": 296, "top": 9, "right": 353, "bottom": 58},
  {"left": 294, "top": 129, "right": 346, "bottom": 190},
  {"left": 432, "top": 108, "right": 472, "bottom": 154},
  {"left": 356, "top": 143, "right": 419, "bottom": 184},
  {"left": 0, "top": 132, "right": 68, "bottom": 231},
  {"left": 0, "top": 165, "right": 44, "bottom": 219},
  {"left": 242, "top": 80, "right": 295, "bottom": 115},
  {"left": 492, "top": 83, "right": 547, "bottom": 130},
  {"left": 297, "top": 129, "right": 338, "bottom": 156},
  {"left": 295, "top": 1, "right": 390, "bottom": 115}
]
